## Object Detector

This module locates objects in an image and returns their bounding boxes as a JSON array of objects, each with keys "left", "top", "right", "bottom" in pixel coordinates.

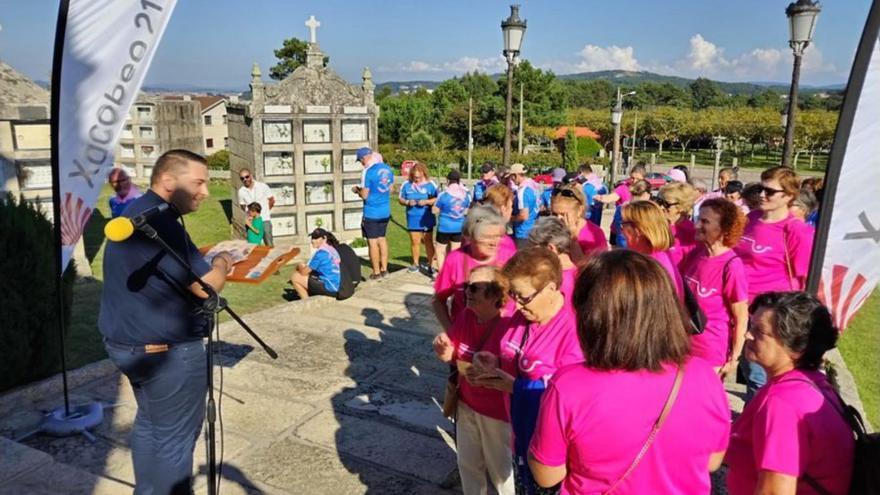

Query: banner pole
[
  {"left": 806, "top": 0, "right": 880, "bottom": 294},
  {"left": 50, "top": 0, "right": 72, "bottom": 418}
]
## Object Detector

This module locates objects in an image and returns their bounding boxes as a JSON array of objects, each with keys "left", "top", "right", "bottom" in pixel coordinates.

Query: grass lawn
[
  {"left": 629, "top": 147, "right": 828, "bottom": 174},
  {"left": 65, "top": 181, "right": 878, "bottom": 427}
]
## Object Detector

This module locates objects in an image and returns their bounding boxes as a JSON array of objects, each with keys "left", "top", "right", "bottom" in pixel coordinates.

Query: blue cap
[{"left": 355, "top": 147, "right": 373, "bottom": 162}]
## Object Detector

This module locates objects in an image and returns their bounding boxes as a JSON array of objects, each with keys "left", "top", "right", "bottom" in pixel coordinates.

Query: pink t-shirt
[
  {"left": 560, "top": 266, "right": 579, "bottom": 315},
  {"left": 681, "top": 248, "right": 749, "bottom": 366},
  {"left": 614, "top": 181, "right": 632, "bottom": 206},
  {"left": 499, "top": 309, "right": 583, "bottom": 383},
  {"left": 651, "top": 250, "right": 684, "bottom": 300},
  {"left": 726, "top": 369, "right": 854, "bottom": 495},
  {"left": 530, "top": 359, "right": 731, "bottom": 495},
  {"left": 498, "top": 234, "right": 518, "bottom": 259},
  {"left": 733, "top": 212, "right": 815, "bottom": 302},
  {"left": 577, "top": 221, "right": 608, "bottom": 256},
  {"left": 669, "top": 219, "right": 697, "bottom": 268},
  {"left": 434, "top": 245, "right": 515, "bottom": 323},
  {"left": 447, "top": 310, "right": 509, "bottom": 422}
]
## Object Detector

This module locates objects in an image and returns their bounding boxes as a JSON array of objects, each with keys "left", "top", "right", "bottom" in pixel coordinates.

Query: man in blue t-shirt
[
  {"left": 540, "top": 168, "right": 566, "bottom": 212},
  {"left": 472, "top": 162, "right": 500, "bottom": 203},
  {"left": 510, "top": 163, "right": 540, "bottom": 247},
  {"left": 351, "top": 147, "right": 394, "bottom": 279},
  {"left": 99, "top": 150, "right": 235, "bottom": 494}
]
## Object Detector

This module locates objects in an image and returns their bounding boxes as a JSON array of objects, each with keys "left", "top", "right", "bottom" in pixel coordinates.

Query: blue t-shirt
[
  {"left": 436, "top": 191, "right": 471, "bottom": 234},
  {"left": 512, "top": 185, "right": 539, "bottom": 239},
  {"left": 583, "top": 182, "right": 608, "bottom": 225},
  {"left": 361, "top": 162, "right": 394, "bottom": 220},
  {"left": 540, "top": 187, "right": 553, "bottom": 211},
  {"left": 309, "top": 245, "right": 341, "bottom": 293},
  {"left": 98, "top": 190, "right": 212, "bottom": 345},
  {"left": 472, "top": 178, "right": 498, "bottom": 203},
  {"left": 610, "top": 205, "right": 627, "bottom": 247},
  {"left": 399, "top": 181, "right": 438, "bottom": 230}
]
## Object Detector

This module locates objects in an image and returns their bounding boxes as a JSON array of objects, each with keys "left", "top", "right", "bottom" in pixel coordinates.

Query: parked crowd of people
[{"left": 417, "top": 158, "right": 858, "bottom": 494}]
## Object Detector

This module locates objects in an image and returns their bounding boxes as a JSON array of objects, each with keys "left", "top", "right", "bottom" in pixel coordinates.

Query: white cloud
[
  {"left": 685, "top": 34, "right": 729, "bottom": 73},
  {"left": 730, "top": 48, "right": 785, "bottom": 78},
  {"left": 801, "top": 45, "right": 837, "bottom": 74},
  {"left": 378, "top": 56, "right": 505, "bottom": 76},
  {"left": 575, "top": 45, "right": 641, "bottom": 72}
]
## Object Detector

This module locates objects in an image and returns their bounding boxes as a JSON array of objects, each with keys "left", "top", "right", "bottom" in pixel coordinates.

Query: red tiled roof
[{"left": 554, "top": 126, "right": 600, "bottom": 140}]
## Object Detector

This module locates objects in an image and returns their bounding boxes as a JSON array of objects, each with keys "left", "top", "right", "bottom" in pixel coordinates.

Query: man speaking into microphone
[{"left": 99, "top": 150, "right": 234, "bottom": 494}]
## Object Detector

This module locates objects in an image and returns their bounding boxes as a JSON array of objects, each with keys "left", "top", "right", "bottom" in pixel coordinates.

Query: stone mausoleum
[{"left": 227, "top": 16, "right": 378, "bottom": 246}]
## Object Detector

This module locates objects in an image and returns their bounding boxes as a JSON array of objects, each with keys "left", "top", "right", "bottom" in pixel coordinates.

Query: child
[{"left": 245, "top": 202, "right": 264, "bottom": 245}]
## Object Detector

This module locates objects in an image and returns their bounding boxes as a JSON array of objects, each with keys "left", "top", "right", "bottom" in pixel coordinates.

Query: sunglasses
[
  {"left": 240, "top": 175, "right": 251, "bottom": 180},
  {"left": 508, "top": 283, "right": 549, "bottom": 306},
  {"left": 656, "top": 198, "right": 679, "bottom": 209},
  {"left": 760, "top": 186, "right": 785, "bottom": 197},
  {"left": 551, "top": 188, "right": 584, "bottom": 204}
]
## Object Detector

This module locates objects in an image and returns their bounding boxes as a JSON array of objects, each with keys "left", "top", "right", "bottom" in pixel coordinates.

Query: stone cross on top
[{"left": 305, "top": 15, "right": 320, "bottom": 44}]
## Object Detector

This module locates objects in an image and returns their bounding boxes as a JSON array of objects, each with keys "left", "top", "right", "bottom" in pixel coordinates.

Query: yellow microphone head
[{"left": 105, "top": 217, "right": 135, "bottom": 242}]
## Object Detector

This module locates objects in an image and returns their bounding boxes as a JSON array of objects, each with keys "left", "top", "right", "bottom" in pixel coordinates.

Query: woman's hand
[
  {"left": 473, "top": 367, "right": 515, "bottom": 393},
  {"left": 432, "top": 333, "right": 454, "bottom": 363}
]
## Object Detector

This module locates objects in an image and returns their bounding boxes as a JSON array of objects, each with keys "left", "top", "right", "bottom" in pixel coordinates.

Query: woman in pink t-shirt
[
  {"left": 733, "top": 166, "right": 815, "bottom": 399},
  {"left": 528, "top": 250, "right": 731, "bottom": 495},
  {"left": 658, "top": 181, "right": 699, "bottom": 267},
  {"left": 620, "top": 200, "right": 685, "bottom": 299},
  {"left": 472, "top": 248, "right": 584, "bottom": 494},
  {"left": 433, "top": 265, "right": 514, "bottom": 495},
  {"left": 433, "top": 206, "right": 513, "bottom": 331},
  {"left": 526, "top": 216, "right": 579, "bottom": 312},
  {"left": 548, "top": 183, "right": 608, "bottom": 263},
  {"left": 725, "top": 292, "right": 854, "bottom": 495},
  {"left": 682, "top": 198, "right": 750, "bottom": 375}
]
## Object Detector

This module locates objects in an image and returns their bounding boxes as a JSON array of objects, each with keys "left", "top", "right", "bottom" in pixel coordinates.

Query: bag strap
[
  {"left": 604, "top": 365, "right": 684, "bottom": 495},
  {"left": 782, "top": 223, "right": 795, "bottom": 290}
]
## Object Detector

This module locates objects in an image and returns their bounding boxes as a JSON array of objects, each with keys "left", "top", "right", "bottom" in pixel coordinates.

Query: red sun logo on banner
[
  {"left": 60, "top": 192, "right": 93, "bottom": 247},
  {"left": 818, "top": 265, "right": 871, "bottom": 331}
]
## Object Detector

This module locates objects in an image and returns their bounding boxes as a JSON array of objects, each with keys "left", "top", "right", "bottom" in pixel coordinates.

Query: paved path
[{"left": 0, "top": 268, "right": 862, "bottom": 495}]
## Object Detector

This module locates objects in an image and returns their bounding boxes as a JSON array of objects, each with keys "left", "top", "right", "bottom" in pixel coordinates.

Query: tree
[
  {"left": 562, "top": 128, "right": 578, "bottom": 170},
  {"left": 406, "top": 129, "right": 436, "bottom": 152},
  {"left": 646, "top": 107, "right": 688, "bottom": 156},
  {"left": 690, "top": 78, "right": 723, "bottom": 109},
  {"left": 269, "top": 37, "right": 329, "bottom": 80},
  {"left": 500, "top": 61, "right": 568, "bottom": 128},
  {"left": 564, "top": 79, "right": 615, "bottom": 109},
  {"left": 206, "top": 150, "right": 230, "bottom": 170}
]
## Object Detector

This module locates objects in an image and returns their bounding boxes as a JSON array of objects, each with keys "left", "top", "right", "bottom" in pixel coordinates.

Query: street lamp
[
  {"left": 782, "top": 0, "right": 821, "bottom": 168},
  {"left": 501, "top": 4, "right": 526, "bottom": 168},
  {"left": 609, "top": 88, "right": 636, "bottom": 186}
]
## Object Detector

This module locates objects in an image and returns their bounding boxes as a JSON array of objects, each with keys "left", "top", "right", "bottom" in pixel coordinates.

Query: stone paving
[{"left": 0, "top": 269, "right": 867, "bottom": 495}]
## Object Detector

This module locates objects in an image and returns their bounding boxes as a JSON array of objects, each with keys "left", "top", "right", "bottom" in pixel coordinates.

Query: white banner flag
[
  {"left": 810, "top": 1, "right": 880, "bottom": 330},
  {"left": 53, "top": 0, "right": 177, "bottom": 270}
]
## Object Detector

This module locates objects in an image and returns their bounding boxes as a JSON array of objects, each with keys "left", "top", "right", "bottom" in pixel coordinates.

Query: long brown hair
[{"left": 573, "top": 250, "right": 690, "bottom": 371}]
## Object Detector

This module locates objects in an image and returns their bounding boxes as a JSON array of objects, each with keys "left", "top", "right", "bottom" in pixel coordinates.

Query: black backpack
[{"left": 335, "top": 243, "right": 361, "bottom": 300}]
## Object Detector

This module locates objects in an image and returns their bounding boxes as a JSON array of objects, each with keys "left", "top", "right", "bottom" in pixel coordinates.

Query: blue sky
[{"left": 0, "top": 0, "right": 871, "bottom": 90}]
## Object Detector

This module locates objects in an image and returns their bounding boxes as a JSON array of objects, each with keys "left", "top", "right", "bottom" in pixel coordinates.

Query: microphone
[{"left": 104, "top": 203, "right": 170, "bottom": 242}]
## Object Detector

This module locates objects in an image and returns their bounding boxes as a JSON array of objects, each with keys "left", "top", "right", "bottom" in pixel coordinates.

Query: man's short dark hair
[
  {"left": 749, "top": 291, "right": 838, "bottom": 370},
  {"left": 247, "top": 202, "right": 262, "bottom": 213},
  {"left": 150, "top": 149, "right": 207, "bottom": 185}
]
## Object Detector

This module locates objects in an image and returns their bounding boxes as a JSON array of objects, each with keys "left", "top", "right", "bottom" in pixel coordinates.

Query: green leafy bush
[
  {"left": 405, "top": 130, "right": 436, "bottom": 152},
  {"left": 563, "top": 129, "right": 579, "bottom": 170},
  {"left": 577, "top": 136, "right": 602, "bottom": 158},
  {"left": 377, "top": 145, "right": 564, "bottom": 178},
  {"left": 0, "top": 195, "right": 76, "bottom": 392},
  {"left": 207, "top": 149, "right": 230, "bottom": 170}
]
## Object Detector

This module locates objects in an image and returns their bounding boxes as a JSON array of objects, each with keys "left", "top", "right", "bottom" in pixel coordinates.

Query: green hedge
[
  {"left": 0, "top": 195, "right": 76, "bottom": 392},
  {"left": 377, "top": 145, "right": 586, "bottom": 177}
]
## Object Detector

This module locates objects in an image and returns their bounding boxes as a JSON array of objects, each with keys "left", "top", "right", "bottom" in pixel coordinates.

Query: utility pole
[
  {"left": 631, "top": 110, "right": 638, "bottom": 162},
  {"left": 503, "top": 61, "right": 514, "bottom": 167},
  {"left": 517, "top": 82, "right": 524, "bottom": 155},
  {"left": 467, "top": 97, "right": 473, "bottom": 180}
]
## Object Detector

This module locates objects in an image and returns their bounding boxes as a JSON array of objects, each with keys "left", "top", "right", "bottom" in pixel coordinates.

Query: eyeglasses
[
  {"left": 760, "top": 186, "right": 785, "bottom": 197},
  {"left": 508, "top": 283, "right": 549, "bottom": 307},
  {"left": 656, "top": 198, "right": 679, "bottom": 209},
  {"left": 240, "top": 175, "right": 251, "bottom": 181},
  {"left": 551, "top": 188, "right": 584, "bottom": 204}
]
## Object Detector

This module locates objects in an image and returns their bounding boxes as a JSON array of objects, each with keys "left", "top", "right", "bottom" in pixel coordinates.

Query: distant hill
[{"left": 377, "top": 70, "right": 844, "bottom": 96}]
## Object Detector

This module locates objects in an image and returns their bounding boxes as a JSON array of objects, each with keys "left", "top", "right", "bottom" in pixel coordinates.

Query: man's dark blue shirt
[{"left": 98, "top": 190, "right": 212, "bottom": 345}]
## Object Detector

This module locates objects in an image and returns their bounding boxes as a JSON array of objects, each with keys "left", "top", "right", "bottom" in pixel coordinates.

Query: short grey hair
[
  {"left": 462, "top": 205, "right": 507, "bottom": 240},
  {"left": 527, "top": 216, "right": 572, "bottom": 255},
  {"left": 691, "top": 178, "right": 709, "bottom": 193}
]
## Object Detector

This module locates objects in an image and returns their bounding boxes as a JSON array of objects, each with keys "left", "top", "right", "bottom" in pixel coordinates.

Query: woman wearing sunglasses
[
  {"left": 658, "top": 181, "right": 699, "bottom": 266},
  {"left": 432, "top": 265, "right": 514, "bottom": 495},
  {"left": 473, "top": 248, "right": 583, "bottom": 494},
  {"left": 548, "top": 184, "right": 607, "bottom": 263},
  {"left": 433, "top": 206, "right": 514, "bottom": 332},
  {"left": 733, "top": 166, "right": 815, "bottom": 400}
]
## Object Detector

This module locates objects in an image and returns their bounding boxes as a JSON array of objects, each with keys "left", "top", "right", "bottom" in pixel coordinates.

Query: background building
[
  {"left": 227, "top": 31, "right": 377, "bottom": 246},
  {"left": 196, "top": 95, "right": 229, "bottom": 155}
]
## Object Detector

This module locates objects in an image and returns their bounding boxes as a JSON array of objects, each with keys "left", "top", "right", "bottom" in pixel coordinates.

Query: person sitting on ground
[
  {"left": 108, "top": 167, "right": 142, "bottom": 218},
  {"left": 434, "top": 170, "right": 471, "bottom": 270},
  {"left": 398, "top": 162, "right": 438, "bottom": 272},
  {"left": 528, "top": 250, "right": 730, "bottom": 494},
  {"left": 244, "top": 202, "right": 264, "bottom": 245},
  {"left": 548, "top": 183, "right": 607, "bottom": 262},
  {"left": 288, "top": 228, "right": 341, "bottom": 299},
  {"left": 725, "top": 291, "right": 854, "bottom": 495},
  {"left": 433, "top": 206, "right": 512, "bottom": 331},
  {"left": 433, "top": 265, "right": 515, "bottom": 495}
]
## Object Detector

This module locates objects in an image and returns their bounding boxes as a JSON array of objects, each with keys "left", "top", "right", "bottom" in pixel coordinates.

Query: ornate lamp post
[
  {"left": 609, "top": 88, "right": 635, "bottom": 186},
  {"left": 782, "top": 0, "right": 821, "bottom": 168},
  {"left": 501, "top": 5, "right": 526, "bottom": 168}
]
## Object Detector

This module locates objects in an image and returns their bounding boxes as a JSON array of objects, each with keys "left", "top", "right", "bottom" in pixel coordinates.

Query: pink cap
[{"left": 667, "top": 168, "right": 687, "bottom": 183}]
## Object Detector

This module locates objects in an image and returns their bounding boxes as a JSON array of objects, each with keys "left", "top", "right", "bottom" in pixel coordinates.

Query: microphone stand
[{"left": 137, "top": 223, "right": 277, "bottom": 495}]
